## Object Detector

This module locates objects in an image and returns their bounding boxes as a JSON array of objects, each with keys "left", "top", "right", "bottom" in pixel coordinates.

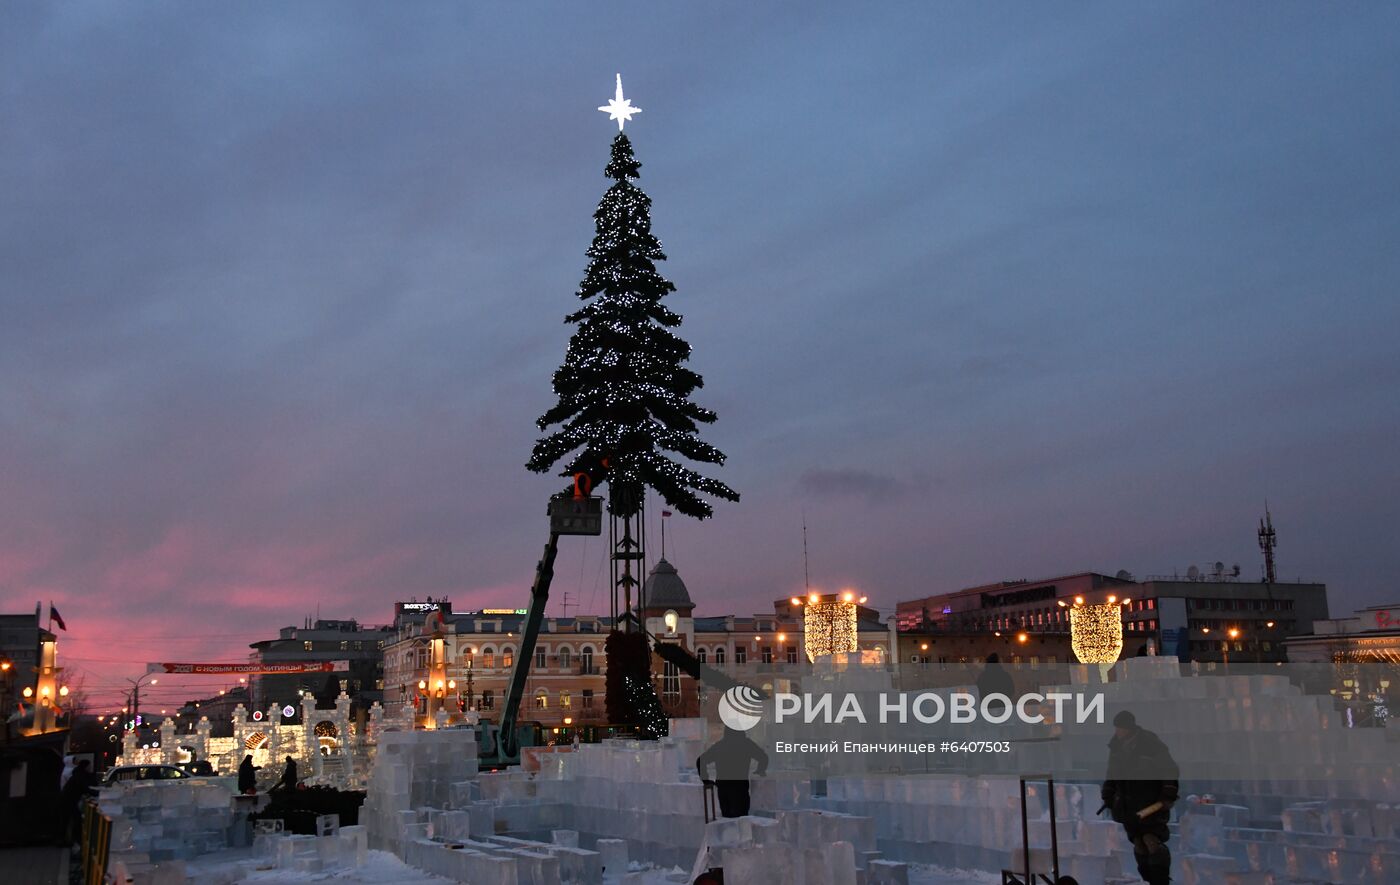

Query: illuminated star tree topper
[
  {"left": 529, "top": 79, "right": 738, "bottom": 521},
  {"left": 597, "top": 73, "right": 642, "bottom": 130}
]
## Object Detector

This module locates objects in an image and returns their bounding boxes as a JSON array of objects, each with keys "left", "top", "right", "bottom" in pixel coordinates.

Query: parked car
[{"left": 102, "top": 764, "right": 190, "bottom": 785}]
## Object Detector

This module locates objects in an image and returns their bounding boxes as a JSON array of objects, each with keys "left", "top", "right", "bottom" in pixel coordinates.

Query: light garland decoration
[
  {"left": 797, "top": 591, "right": 866, "bottom": 662},
  {"left": 624, "top": 673, "right": 669, "bottom": 739},
  {"left": 527, "top": 105, "right": 738, "bottom": 520},
  {"left": 1062, "top": 595, "right": 1131, "bottom": 676}
]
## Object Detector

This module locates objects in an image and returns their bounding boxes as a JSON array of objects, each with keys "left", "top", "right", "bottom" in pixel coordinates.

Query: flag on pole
[
  {"left": 661, "top": 510, "right": 672, "bottom": 517},
  {"left": 49, "top": 604, "right": 67, "bottom": 631}
]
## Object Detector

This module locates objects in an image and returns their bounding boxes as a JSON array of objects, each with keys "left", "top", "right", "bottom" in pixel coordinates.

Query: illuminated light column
[
  {"left": 160, "top": 718, "right": 176, "bottom": 765},
  {"left": 800, "top": 592, "right": 865, "bottom": 662},
  {"left": 266, "top": 706, "right": 281, "bottom": 761},
  {"left": 29, "top": 630, "right": 63, "bottom": 735},
  {"left": 300, "top": 692, "right": 317, "bottom": 763},
  {"left": 1065, "top": 596, "right": 1130, "bottom": 681},
  {"left": 195, "top": 715, "right": 212, "bottom": 763}
]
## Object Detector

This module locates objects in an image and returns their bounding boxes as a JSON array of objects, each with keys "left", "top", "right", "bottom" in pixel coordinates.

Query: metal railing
[{"left": 80, "top": 799, "right": 112, "bottom": 885}]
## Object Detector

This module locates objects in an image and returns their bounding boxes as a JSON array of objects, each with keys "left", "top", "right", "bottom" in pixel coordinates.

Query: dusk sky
[{"left": 3, "top": 3, "right": 1398, "bottom": 711}]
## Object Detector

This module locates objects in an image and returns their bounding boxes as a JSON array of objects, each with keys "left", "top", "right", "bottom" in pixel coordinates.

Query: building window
[
  {"left": 503, "top": 649, "right": 514, "bottom": 669},
  {"left": 482, "top": 650, "right": 495, "bottom": 669},
  {"left": 734, "top": 646, "right": 747, "bottom": 665},
  {"left": 761, "top": 647, "right": 773, "bottom": 664},
  {"left": 713, "top": 647, "right": 725, "bottom": 665},
  {"left": 785, "top": 646, "right": 798, "bottom": 665},
  {"left": 582, "top": 689, "right": 594, "bottom": 709},
  {"left": 354, "top": 641, "right": 363, "bottom": 651},
  {"left": 377, "top": 640, "right": 385, "bottom": 649},
  {"left": 695, "top": 648, "right": 707, "bottom": 664},
  {"left": 339, "top": 679, "right": 348, "bottom": 692},
  {"left": 304, "top": 641, "right": 314, "bottom": 651},
  {"left": 340, "top": 640, "right": 349, "bottom": 651},
  {"left": 558, "top": 648, "right": 570, "bottom": 668},
  {"left": 534, "top": 690, "right": 548, "bottom": 709},
  {"left": 481, "top": 690, "right": 494, "bottom": 710},
  {"left": 560, "top": 690, "right": 571, "bottom": 709},
  {"left": 376, "top": 679, "right": 384, "bottom": 690},
  {"left": 536, "top": 648, "right": 547, "bottom": 669},
  {"left": 662, "top": 661, "right": 680, "bottom": 703},
  {"left": 581, "top": 647, "right": 595, "bottom": 674}
]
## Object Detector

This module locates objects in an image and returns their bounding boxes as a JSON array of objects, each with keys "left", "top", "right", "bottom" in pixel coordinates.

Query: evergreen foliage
[{"left": 528, "top": 134, "right": 738, "bottom": 520}]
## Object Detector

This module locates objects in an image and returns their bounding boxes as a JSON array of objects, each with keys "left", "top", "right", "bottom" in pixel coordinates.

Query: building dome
[{"left": 643, "top": 559, "right": 694, "bottom": 611}]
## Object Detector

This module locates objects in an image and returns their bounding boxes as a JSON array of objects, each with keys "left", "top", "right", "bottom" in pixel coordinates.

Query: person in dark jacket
[
  {"left": 272, "top": 755, "right": 298, "bottom": 792},
  {"left": 696, "top": 727, "right": 769, "bottom": 818},
  {"left": 237, "top": 755, "right": 260, "bottom": 794},
  {"left": 59, "top": 759, "right": 98, "bottom": 842},
  {"left": 1100, "top": 711, "right": 1179, "bottom": 885},
  {"left": 976, "top": 653, "right": 1015, "bottom": 717}
]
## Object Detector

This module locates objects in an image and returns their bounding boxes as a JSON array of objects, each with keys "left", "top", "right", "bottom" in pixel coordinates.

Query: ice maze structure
[{"left": 97, "top": 659, "right": 1400, "bottom": 884}]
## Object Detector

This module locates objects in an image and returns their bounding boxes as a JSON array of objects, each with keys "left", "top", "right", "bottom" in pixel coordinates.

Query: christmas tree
[{"left": 528, "top": 132, "right": 738, "bottom": 520}]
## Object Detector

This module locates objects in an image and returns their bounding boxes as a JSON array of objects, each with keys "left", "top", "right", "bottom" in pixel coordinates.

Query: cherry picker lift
[{"left": 475, "top": 480, "right": 603, "bottom": 767}]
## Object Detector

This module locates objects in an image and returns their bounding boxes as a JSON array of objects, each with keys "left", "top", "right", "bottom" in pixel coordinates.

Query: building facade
[
  {"left": 248, "top": 619, "right": 395, "bottom": 717},
  {"left": 0, "top": 611, "right": 43, "bottom": 706},
  {"left": 1284, "top": 603, "right": 1400, "bottom": 665},
  {"left": 381, "top": 563, "right": 893, "bottom": 730},
  {"left": 174, "top": 685, "right": 251, "bottom": 738},
  {"left": 897, "top": 571, "right": 1329, "bottom": 664}
]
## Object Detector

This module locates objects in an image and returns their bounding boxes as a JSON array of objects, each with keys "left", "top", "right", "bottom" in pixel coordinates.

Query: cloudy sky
[{"left": 3, "top": 3, "right": 1398, "bottom": 709}]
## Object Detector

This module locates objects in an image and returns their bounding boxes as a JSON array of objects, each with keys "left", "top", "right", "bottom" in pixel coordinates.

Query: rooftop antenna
[
  {"left": 1258, "top": 504, "right": 1277, "bottom": 583},
  {"left": 802, "top": 509, "right": 811, "bottom": 592},
  {"left": 560, "top": 591, "right": 574, "bottom": 619}
]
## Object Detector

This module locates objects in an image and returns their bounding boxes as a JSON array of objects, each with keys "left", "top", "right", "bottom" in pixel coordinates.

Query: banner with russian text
[{"left": 147, "top": 661, "right": 351, "bottom": 675}]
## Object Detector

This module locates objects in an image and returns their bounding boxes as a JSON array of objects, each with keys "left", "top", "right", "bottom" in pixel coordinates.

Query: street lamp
[
  {"left": 0, "top": 657, "right": 13, "bottom": 744},
  {"left": 126, "top": 675, "right": 158, "bottom": 735},
  {"left": 1222, "top": 627, "right": 1241, "bottom": 669}
]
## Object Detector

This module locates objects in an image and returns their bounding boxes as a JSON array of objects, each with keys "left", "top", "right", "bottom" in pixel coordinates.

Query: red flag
[
  {"left": 661, "top": 510, "right": 673, "bottom": 517},
  {"left": 49, "top": 605, "right": 67, "bottom": 631}
]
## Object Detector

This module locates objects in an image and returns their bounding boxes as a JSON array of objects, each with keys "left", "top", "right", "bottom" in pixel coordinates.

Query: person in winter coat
[
  {"left": 58, "top": 759, "right": 98, "bottom": 843},
  {"left": 696, "top": 727, "right": 769, "bottom": 818},
  {"left": 237, "top": 755, "right": 260, "bottom": 794},
  {"left": 1100, "top": 711, "right": 1179, "bottom": 885},
  {"left": 272, "top": 755, "right": 298, "bottom": 792},
  {"left": 976, "top": 653, "right": 1015, "bottom": 717}
]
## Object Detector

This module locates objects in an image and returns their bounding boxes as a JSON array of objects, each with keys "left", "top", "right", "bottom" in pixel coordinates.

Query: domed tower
[
  {"left": 642, "top": 559, "right": 696, "bottom": 641},
  {"left": 641, "top": 559, "right": 700, "bottom": 716}
]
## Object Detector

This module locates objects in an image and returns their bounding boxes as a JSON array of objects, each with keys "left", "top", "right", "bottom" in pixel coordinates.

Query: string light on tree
[{"left": 532, "top": 75, "right": 737, "bottom": 732}]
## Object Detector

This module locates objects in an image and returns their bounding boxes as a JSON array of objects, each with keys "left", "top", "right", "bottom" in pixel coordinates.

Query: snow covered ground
[
  {"left": 907, "top": 866, "right": 1001, "bottom": 885},
  {"left": 182, "top": 848, "right": 449, "bottom": 884},
  {"left": 179, "top": 847, "right": 1000, "bottom": 884}
]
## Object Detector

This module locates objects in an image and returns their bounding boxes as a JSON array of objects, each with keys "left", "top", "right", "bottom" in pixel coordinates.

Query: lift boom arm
[{"left": 498, "top": 531, "right": 560, "bottom": 758}]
